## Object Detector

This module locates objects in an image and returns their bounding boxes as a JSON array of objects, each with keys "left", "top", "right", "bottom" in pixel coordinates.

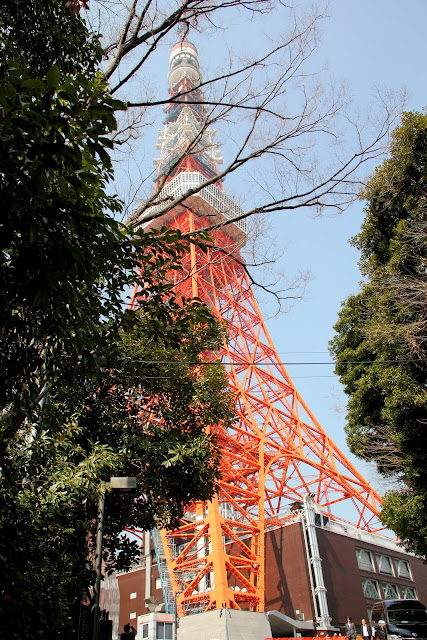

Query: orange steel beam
[
  {"left": 129, "top": 35, "right": 385, "bottom": 618},
  {"left": 131, "top": 213, "right": 384, "bottom": 615}
]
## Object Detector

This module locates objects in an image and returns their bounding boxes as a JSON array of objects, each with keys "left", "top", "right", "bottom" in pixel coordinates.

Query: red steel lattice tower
[{"left": 130, "top": 34, "right": 383, "bottom": 619}]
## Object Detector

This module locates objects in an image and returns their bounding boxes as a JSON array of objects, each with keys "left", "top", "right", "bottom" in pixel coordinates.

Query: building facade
[
  {"left": 264, "top": 511, "right": 427, "bottom": 635},
  {"left": 116, "top": 504, "right": 427, "bottom": 639}
]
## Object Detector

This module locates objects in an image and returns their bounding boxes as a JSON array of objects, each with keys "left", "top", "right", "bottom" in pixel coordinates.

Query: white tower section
[
  {"left": 154, "top": 40, "right": 222, "bottom": 171},
  {"left": 168, "top": 41, "right": 202, "bottom": 88},
  {"left": 132, "top": 37, "right": 247, "bottom": 245}
]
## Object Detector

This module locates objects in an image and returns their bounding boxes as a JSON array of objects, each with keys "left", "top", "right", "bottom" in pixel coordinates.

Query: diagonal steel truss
[
  {"left": 131, "top": 208, "right": 383, "bottom": 616},
  {"left": 129, "top": 34, "right": 384, "bottom": 618}
]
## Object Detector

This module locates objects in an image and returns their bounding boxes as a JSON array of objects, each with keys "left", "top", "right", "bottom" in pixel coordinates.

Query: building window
[
  {"left": 396, "top": 559, "right": 412, "bottom": 579},
  {"left": 315, "top": 513, "right": 330, "bottom": 528},
  {"left": 401, "top": 586, "right": 417, "bottom": 599},
  {"left": 130, "top": 592, "right": 137, "bottom": 599},
  {"left": 382, "top": 583, "right": 400, "bottom": 599},
  {"left": 130, "top": 612, "right": 136, "bottom": 620},
  {"left": 142, "top": 623, "right": 149, "bottom": 638},
  {"left": 155, "top": 577, "right": 162, "bottom": 590},
  {"left": 362, "top": 579, "right": 380, "bottom": 599},
  {"left": 156, "top": 622, "right": 173, "bottom": 640},
  {"left": 376, "top": 554, "right": 394, "bottom": 575},
  {"left": 357, "top": 548, "right": 375, "bottom": 571}
]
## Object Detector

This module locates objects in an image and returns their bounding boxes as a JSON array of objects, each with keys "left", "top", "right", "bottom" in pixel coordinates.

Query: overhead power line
[{"left": 131, "top": 358, "right": 425, "bottom": 366}]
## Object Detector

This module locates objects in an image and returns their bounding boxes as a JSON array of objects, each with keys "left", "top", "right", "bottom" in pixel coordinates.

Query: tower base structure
[
  {"left": 117, "top": 513, "right": 427, "bottom": 637},
  {"left": 177, "top": 608, "right": 272, "bottom": 640}
]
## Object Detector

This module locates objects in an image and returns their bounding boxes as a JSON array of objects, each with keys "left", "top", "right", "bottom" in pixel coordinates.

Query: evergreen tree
[{"left": 330, "top": 111, "right": 427, "bottom": 557}]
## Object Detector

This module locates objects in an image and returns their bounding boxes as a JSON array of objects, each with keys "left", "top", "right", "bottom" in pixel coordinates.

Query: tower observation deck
[
  {"left": 129, "top": 33, "right": 385, "bottom": 622},
  {"left": 131, "top": 37, "right": 246, "bottom": 246}
]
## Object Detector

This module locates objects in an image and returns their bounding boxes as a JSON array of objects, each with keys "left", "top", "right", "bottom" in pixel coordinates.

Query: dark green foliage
[
  {"left": 0, "top": 0, "right": 129, "bottom": 442},
  {"left": 0, "top": 2, "right": 234, "bottom": 637},
  {"left": 380, "top": 491, "right": 427, "bottom": 558},
  {"left": 354, "top": 112, "right": 427, "bottom": 275},
  {"left": 0, "top": 0, "right": 102, "bottom": 75},
  {"left": 0, "top": 59, "right": 129, "bottom": 441},
  {"left": 0, "top": 300, "right": 232, "bottom": 639},
  {"left": 330, "top": 111, "right": 427, "bottom": 557}
]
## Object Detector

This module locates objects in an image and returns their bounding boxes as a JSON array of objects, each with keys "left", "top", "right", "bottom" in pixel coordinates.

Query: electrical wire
[{"left": 130, "top": 358, "right": 425, "bottom": 366}]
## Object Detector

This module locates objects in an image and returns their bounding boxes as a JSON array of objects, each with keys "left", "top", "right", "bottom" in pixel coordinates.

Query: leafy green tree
[
  {"left": 0, "top": 0, "right": 101, "bottom": 75},
  {"left": 330, "top": 111, "right": 427, "bottom": 557},
  {"left": 0, "top": 294, "right": 232, "bottom": 638},
  {"left": 0, "top": 58, "right": 129, "bottom": 440},
  {"left": 0, "top": 2, "right": 234, "bottom": 637},
  {"left": 0, "top": 0, "right": 132, "bottom": 439}
]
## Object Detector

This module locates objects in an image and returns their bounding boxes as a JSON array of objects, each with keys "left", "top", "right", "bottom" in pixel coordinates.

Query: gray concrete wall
[{"left": 177, "top": 609, "right": 272, "bottom": 640}]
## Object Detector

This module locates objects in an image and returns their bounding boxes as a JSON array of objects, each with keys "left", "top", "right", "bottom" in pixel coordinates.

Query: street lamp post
[
  {"left": 174, "top": 590, "right": 180, "bottom": 640},
  {"left": 92, "top": 493, "right": 106, "bottom": 640},
  {"left": 92, "top": 477, "right": 137, "bottom": 640}
]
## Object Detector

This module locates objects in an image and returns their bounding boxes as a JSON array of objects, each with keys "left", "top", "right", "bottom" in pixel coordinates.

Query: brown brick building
[{"left": 116, "top": 504, "right": 427, "bottom": 640}]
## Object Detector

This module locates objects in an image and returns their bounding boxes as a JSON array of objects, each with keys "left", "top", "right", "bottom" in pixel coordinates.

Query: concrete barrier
[{"left": 264, "top": 636, "right": 347, "bottom": 640}]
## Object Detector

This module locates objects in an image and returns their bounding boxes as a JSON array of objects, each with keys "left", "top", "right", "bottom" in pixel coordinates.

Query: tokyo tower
[{"left": 129, "top": 32, "right": 384, "bottom": 623}]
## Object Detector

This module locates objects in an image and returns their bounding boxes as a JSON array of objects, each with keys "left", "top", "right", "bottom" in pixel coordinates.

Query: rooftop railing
[{"left": 137, "top": 172, "right": 247, "bottom": 236}]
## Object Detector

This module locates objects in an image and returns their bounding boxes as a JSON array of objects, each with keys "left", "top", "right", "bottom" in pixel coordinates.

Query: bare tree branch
[{"left": 80, "top": 1, "right": 406, "bottom": 305}]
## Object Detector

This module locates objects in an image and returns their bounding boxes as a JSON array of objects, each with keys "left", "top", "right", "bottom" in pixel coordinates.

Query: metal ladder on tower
[{"left": 151, "top": 528, "right": 176, "bottom": 615}]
